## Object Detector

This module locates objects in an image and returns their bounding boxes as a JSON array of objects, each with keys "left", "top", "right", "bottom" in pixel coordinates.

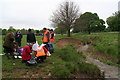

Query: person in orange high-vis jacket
[
  {"left": 35, "top": 46, "right": 48, "bottom": 63},
  {"left": 42, "top": 28, "right": 50, "bottom": 50},
  {"left": 50, "top": 29, "right": 55, "bottom": 42},
  {"left": 49, "top": 29, "right": 55, "bottom": 53}
]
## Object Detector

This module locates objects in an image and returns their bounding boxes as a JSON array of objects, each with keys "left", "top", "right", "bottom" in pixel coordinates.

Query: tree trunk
[{"left": 67, "top": 29, "right": 71, "bottom": 37}]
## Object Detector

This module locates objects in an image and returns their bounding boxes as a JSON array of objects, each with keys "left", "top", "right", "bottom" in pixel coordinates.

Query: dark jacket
[
  {"left": 27, "top": 32, "right": 36, "bottom": 43},
  {"left": 15, "top": 32, "right": 23, "bottom": 42},
  {"left": 3, "top": 32, "right": 15, "bottom": 49}
]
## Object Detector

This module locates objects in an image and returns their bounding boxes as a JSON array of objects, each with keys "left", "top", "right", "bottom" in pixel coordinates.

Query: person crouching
[
  {"left": 35, "top": 46, "right": 48, "bottom": 63},
  {"left": 22, "top": 43, "right": 33, "bottom": 63}
]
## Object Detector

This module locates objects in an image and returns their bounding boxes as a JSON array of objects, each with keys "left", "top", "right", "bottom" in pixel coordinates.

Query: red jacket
[{"left": 22, "top": 45, "right": 32, "bottom": 60}]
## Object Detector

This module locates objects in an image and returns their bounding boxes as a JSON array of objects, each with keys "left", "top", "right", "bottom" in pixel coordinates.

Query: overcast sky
[{"left": 0, "top": 0, "right": 119, "bottom": 30}]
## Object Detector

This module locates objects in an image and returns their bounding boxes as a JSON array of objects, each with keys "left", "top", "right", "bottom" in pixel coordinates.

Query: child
[{"left": 22, "top": 43, "right": 32, "bottom": 63}]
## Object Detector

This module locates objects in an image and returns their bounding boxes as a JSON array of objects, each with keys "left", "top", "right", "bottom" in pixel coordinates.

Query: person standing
[
  {"left": 15, "top": 31, "right": 23, "bottom": 47},
  {"left": 3, "top": 32, "right": 16, "bottom": 59},
  {"left": 42, "top": 28, "right": 50, "bottom": 50},
  {"left": 27, "top": 29, "right": 36, "bottom": 44},
  {"left": 49, "top": 29, "right": 55, "bottom": 53}
]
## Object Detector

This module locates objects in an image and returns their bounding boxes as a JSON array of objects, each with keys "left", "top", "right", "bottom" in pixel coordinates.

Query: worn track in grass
[{"left": 56, "top": 38, "right": 119, "bottom": 78}]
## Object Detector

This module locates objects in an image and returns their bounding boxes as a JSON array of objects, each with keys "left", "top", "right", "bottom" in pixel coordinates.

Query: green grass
[
  {"left": 58, "top": 32, "right": 119, "bottom": 66},
  {"left": 2, "top": 32, "right": 118, "bottom": 78},
  {"left": 100, "top": 59, "right": 120, "bottom": 67},
  {"left": 2, "top": 34, "right": 101, "bottom": 78},
  {"left": 55, "top": 32, "right": 118, "bottom": 60},
  {"left": 80, "top": 33, "right": 118, "bottom": 59},
  {"left": 49, "top": 44, "right": 101, "bottom": 78}
]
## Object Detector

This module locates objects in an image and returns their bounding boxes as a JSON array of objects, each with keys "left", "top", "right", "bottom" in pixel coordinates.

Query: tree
[
  {"left": 90, "top": 19, "right": 106, "bottom": 32},
  {"left": 74, "top": 12, "right": 106, "bottom": 34},
  {"left": 36, "top": 30, "right": 40, "bottom": 34},
  {"left": 0, "top": 28, "right": 2, "bottom": 35},
  {"left": 7, "top": 26, "right": 16, "bottom": 33},
  {"left": 106, "top": 11, "right": 120, "bottom": 31},
  {"left": 2, "top": 29, "right": 7, "bottom": 35},
  {"left": 51, "top": 1, "right": 80, "bottom": 37},
  {"left": 54, "top": 27, "right": 66, "bottom": 35},
  {"left": 21, "top": 28, "right": 27, "bottom": 35}
]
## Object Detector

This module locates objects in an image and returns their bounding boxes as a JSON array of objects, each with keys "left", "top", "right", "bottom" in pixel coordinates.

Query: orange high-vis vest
[
  {"left": 50, "top": 31, "right": 55, "bottom": 41},
  {"left": 36, "top": 48, "right": 46, "bottom": 57},
  {"left": 43, "top": 30, "right": 49, "bottom": 42}
]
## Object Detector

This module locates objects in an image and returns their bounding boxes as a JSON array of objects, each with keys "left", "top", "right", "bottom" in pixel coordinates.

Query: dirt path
[
  {"left": 78, "top": 45, "right": 119, "bottom": 78},
  {"left": 56, "top": 38, "right": 119, "bottom": 78}
]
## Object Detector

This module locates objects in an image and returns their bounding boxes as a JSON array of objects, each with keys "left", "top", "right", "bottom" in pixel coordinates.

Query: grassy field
[
  {"left": 56, "top": 32, "right": 118, "bottom": 57},
  {"left": 2, "top": 32, "right": 118, "bottom": 78}
]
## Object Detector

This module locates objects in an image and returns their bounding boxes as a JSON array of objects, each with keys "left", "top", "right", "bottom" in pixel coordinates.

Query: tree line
[
  {"left": 0, "top": 26, "right": 43, "bottom": 35},
  {"left": 51, "top": 1, "right": 120, "bottom": 36},
  {"left": 1, "top": 1, "right": 119, "bottom": 36}
]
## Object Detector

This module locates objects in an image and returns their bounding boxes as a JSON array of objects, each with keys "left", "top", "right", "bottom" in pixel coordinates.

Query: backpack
[{"left": 26, "top": 58, "right": 37, "bottom": 66}]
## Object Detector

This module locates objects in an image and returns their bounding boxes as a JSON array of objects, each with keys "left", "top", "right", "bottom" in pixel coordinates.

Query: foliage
[
  {"left": 2, "top": 27, "right": 43, "bottom": 35},
  {"left": 7, "top": 26, "right": 16, "bottom": 33},
  {"left": 0, "top": 28, "right": 2, "bottom": 35},
  {"left": 54, "top": 27, "right": 67, "bottom": 35},
  {"left": 106, "top": 11, "right": 120, "bottom": 31},
  {"left": 74, "top": 12, "right": 106, "bottom": 34}
]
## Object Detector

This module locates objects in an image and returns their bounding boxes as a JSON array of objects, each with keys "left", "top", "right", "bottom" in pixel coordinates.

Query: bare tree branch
[{"left": 50, "top": 1, "right": 80, "bottom": 37}]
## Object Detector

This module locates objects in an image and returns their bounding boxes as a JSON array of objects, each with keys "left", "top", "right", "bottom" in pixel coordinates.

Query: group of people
[{"left": 3, "top": 28, "right": 55, "bottom": 64}]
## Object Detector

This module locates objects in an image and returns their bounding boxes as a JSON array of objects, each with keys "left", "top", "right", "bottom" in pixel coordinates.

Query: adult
[
  {"left": 15, "top": 31, "right": 23, "bottom": 47},
  {"left": 3, "top": 32, "right": 16, "bottom": 59},
  {"left": 27, "top": 29, "right": 36, "bottom": 44},
  {"left": 49, "top": 29, "right": 55, "bottom": 53},
  {"left": 42, "top": 28, "right": 50, "bottom": 50},
  {"left": 49, "top": 29, "right": 55, "bottom": 43},
  {"left": 35, "top": 45, "right": 48, "bottom": 63}
]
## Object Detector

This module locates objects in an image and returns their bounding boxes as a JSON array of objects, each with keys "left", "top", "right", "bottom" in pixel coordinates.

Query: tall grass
[
  {"left": 50, "top": 44, "right": 101, "bottom": 78},
  {"left": 70, "top": 32, "right": 118, "bottom": 59}
]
